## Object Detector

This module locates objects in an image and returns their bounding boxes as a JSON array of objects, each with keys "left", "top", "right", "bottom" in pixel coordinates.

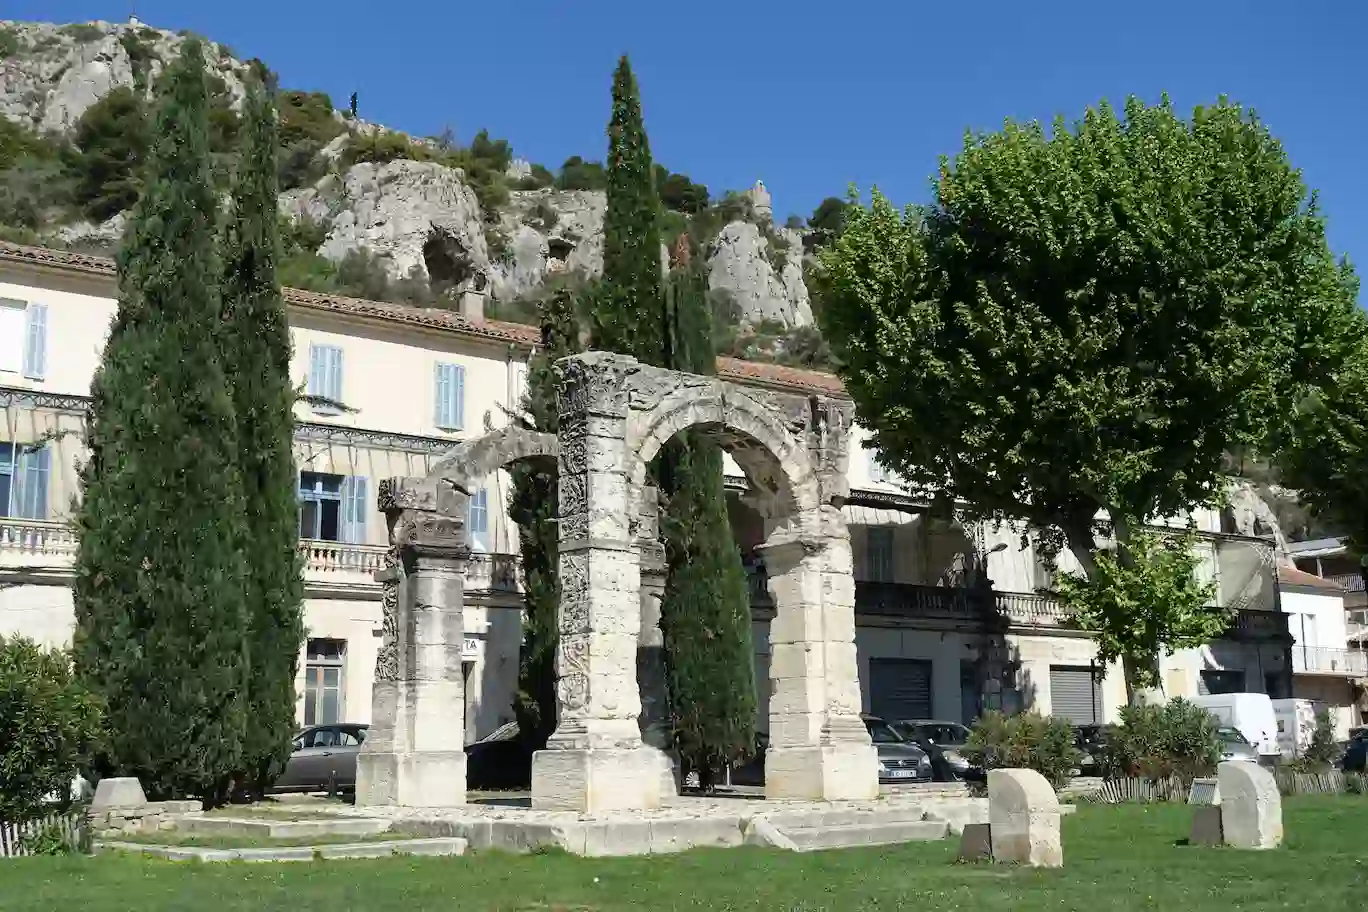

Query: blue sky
[{"left": 14, "top": 0, "right": 1367, "bottom": 276}]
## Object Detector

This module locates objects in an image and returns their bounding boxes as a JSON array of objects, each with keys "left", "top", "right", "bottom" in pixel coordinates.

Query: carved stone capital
[
  {"left": 556, "top": 352, "right": 638, "bottom": 420},
  {"left": 378, "top": 476, "right": 465, "bottom": 516},
  {"left": 407, "top": 512, "right": 471, "bottom": 561}
]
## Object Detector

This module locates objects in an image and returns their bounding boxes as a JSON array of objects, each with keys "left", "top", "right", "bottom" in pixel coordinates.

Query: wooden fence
[
  {"left": 0, "top": 811, "right": 87, "bottom": 858},
  {"left": 1078, "top": 769, "right": 1367, "bottom": 804}
]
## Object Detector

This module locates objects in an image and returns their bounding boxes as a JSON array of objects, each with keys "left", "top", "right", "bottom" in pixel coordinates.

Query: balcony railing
[
  {"left": 1227, "top": 608, "right": 1291, "bottom": 641},
  {"left": 0, "top": 519, "right": 79, "bottom": 566},
  {"left": 2, "top": 519, "right": 519, "bottom": 595},
  {"left": 1326, "top": 573, "right": 1366, "bottom": 593},
  {"left": 1292, "top": 645, "right": 1368, "bottom": 677},
  {"left": 857, "top": 581, "right": 993, "bottom": 620}
]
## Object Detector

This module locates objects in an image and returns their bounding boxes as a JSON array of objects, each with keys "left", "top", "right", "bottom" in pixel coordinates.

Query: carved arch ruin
[{"left": 356, "top": 352, "right": 876, "bottom": 812}]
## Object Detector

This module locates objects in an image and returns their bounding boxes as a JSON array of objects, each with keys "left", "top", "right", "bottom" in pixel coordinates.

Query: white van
[
  {"left": 1271, "top": 698, "right": 1321, "bottom": 757},
  {"left": 1190, "top": 693, "right": 1279, "bottom": 759}
]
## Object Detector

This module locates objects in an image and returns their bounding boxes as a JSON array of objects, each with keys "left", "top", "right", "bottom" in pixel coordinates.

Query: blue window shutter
[
  {"left": 329, "top": 347, "right": 343, "bottom": 402},
  {"left": 14, "top": 445, "right": 50, "bottom": 520},
  {"left": 308, "top": 344, "right": 325, "bottom": 398},
  {"left": 434, "top": 363, "right": 452, "bottom": 428},
  {"left": 22, "top": 303, "right": 47, "bottom": 380},
  {"left": 341, "top": 475, "right": 368, "bottom": 544},
  {"left": 452, "top": 365, "right": 465, "bottom": 430}
]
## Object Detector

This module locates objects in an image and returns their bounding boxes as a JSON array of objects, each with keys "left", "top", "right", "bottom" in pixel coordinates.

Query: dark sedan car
[
  {"left": 1342, "top": 729, "right": 1368, "bottom": 772},
  {"left": 892, "top": 720, "right": 983, "bottom": 783},
  {"left": 732, "top": 717, "right": 933, "bottom": 786},
  {"left": 274, "top": 723, "right": 368, "bottom": 793}
]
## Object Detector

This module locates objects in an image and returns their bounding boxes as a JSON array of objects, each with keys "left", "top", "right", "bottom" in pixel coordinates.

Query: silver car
[
  {"left": 1218, "top": 727, "right": 1259, "bottom": 763},
  {"left": 274, "top": 723, "right": 368, "bottom": 793},
  {"left": 863, "top": 715, "right": 934, "bottom": 783}
]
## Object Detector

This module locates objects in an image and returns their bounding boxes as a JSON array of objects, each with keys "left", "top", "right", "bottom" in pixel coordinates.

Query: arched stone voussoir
[
  {"left": 626, "top": 384, "right": 820, "bottom": 517},
  {"left": 427, "top": 424, "right": 559, "bottom": 490}
]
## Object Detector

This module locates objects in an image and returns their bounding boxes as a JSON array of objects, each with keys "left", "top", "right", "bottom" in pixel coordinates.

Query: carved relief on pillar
[
  {"left": 555, "top": 634, "right": 592, "bottom": 718},
  {"left": 556, "top": 352, "right": 637, "bottom": 421}
]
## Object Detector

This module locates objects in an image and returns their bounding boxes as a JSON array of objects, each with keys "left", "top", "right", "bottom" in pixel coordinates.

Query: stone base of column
[
  {"left": 764, "top": 742, "right": 879, "bottom": 801},
  {"left": 531, "top": 747, "right": 663, "bottom": 812},
  {"left": 355, "top": 750, "right": 467, "bottom": 808},
  {"left": 645, "top": 745, "right": 680, "bottom": 799}
]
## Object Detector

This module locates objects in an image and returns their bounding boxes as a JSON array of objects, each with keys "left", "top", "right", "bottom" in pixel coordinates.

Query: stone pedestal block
[
  {"left": 1217, "top": 761, "right": 1282, "bottom": 849},
  {"left": 531, "top": 747, "right": 663, "bottom": 813},
  {"left": 91, "top": 777, "right": 146, "bottom": 809},
  {"left": 988, "top": 768, "right": 1062, "bottom": 867},
  {"left": 764, "top": 741, "right": 879, "bottom": 801},
  {"left": 356, "top": 750, "right": 466, "bottom": 809},
  {"left": 958, "top": 822, "right": 993, "bottom": 861},
  {"left": 1189, "top": 804, "right": 1224, "bottom": 846}
]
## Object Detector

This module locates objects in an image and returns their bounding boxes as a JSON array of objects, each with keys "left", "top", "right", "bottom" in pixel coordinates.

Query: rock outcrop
[
  {"left": 281, "top": 160, "right": 491, "bottom": 290},
  {"left": 709, "top": 221, "right": 813, "bottom": 328},
  {"left": 3, "top": 17, "right": 818, "bottom": 327},
  {"left": 0, "top": 20, "right": 248, "bottom": 132}
]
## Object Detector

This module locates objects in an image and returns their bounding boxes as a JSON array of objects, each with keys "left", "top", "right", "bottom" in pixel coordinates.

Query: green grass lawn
[{"left": 3, "top": 795, "right": 1365, "bottom": 911}]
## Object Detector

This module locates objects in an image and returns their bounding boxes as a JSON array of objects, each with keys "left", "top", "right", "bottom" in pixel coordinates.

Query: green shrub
[
  {"left": 514, "top": 163, "right": 556, "bottom": 190},
  {"left": 118, "top": 30, "right": 157, "bottom": 92},
  {"left": 345, "top": 131, "right": 431, "bottom": 166},
  {"left": 0, "top": 636, "right": 105, "bottom": 824},
  {"left": 278, "top": 91, "right": 344, "bottom": 147},
  {"left": 963, "top": 710, "right": 1080, "bottom": 789},
  {"left": 1102, "top": 699, "right": 1221, "bottom": 783},
  {"left": 61, "top": 23, "right": 105, "bottom": 43},
  {"left": 1302, "top": 709, "right": 1341, "bottom": 768},
  {"left": 65, "top": 86, "right": 149, "bottom": 221},
  {"left": 0, "top": 27, "right": 23, "bottom": 59},
  {"left": 556, "top": 155, "right": 607, "bottom": 191}
]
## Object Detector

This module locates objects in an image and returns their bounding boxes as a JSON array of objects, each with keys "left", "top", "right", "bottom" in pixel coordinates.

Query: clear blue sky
[{"left": 15, "top": 0, "right": 1368, "bottom": 276}]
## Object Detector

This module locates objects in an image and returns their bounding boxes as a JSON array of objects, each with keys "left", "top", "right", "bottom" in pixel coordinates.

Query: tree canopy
[{"left": 818, "top": 95, "right": 1360, "bottom": 693}]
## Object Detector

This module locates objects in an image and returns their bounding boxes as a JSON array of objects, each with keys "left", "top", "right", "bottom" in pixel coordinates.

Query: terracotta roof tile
[
  {"left": 1278, "top": 564, "right": 1348, "bottom": 592},
  {"left": 0, "top": 241, "right": 848, "bottom": 398}
]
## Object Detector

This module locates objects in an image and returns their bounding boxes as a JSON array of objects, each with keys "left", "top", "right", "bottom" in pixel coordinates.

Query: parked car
[
  {"left": 465, "top": 721, "right": 534, "bottom": 790},
  {"left": 864, "top": 714, "right": 934, "bottom": 783},
  {"left": 274, "top": 723, "right": 368, "bottom": 793},
  {"left": 729, "top": 718, "right": 932, "bottom": 786},
  {"left": 1074, "top": 724, "right": 1112, "bottom": 777},
  {"left": 1341, "top": 729, "right": 1368, "bottom": 773},
  {"left": 891, "top": 720, "right": 983, "bottom": 783},
  {"left": 1190, "top": 693, "right": 1279, "bottom": 759},
  {"left": 1217, "top": 727, "right": 1260, "bottom": 763}
]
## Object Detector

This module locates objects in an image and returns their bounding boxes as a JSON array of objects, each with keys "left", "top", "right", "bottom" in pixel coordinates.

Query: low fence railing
[{"left": 0, "top": 811, "right": 87, "bottom": 858}]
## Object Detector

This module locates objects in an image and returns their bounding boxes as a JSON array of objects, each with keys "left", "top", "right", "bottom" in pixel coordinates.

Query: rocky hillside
[{"left": 0, "top": 17, "right": 820, "bottom": 339}]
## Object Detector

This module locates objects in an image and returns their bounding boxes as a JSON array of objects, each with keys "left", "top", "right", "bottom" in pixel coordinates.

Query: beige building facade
[{"left": 1, "top": 240, "right": 1353, "bottom": 745}]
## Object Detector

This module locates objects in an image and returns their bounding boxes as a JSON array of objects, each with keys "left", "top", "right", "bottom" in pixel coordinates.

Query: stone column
[
  {"left": 532, "top": 353, "right": 662, "bottom": 812},
  {"left": 636, "top": 485, "right": 680, "bottom": 797},
  {"left": 355, "top": 478, "right": 470, "bottom": 808},
  {"left": 760, "top": 505, "right": 878, "bottom": 801}
]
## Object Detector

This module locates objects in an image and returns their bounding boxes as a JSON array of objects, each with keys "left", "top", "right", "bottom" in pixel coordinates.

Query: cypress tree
[
  {"left": 658, "top": 241, "right": 757, "bottom": 788},
  {"left": 71, "top": 39, "right": 249, "bottom": 804},
  {"left": 511, "top": 284, "right": 583, "bottom": 750},
  {"left": 220, "top": 78, "right": 305, "bottom": 797},
  {"left": 592, "top": 56, "right": 665, "bottom": 365}
]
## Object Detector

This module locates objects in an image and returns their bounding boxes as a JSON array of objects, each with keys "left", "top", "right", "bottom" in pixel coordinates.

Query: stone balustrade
[{"left": 0, "top": 519, "right": 518, "bottom": 595}]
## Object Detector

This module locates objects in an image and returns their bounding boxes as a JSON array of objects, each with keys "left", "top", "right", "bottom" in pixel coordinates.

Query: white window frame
[
  {"left": 865, "top": 526, "right": 896, "bottom": 583},
  {"left": 303, "top": 638, "right": 346, "bottom": 726},
  {"left": 434, "top": 362, "right": 466, "bottom": 431},
  {"left": 468, "top": 486, "right": 489, "bottom": 552},
  {"left": 307, "top": 344, "right": 344, "bottom": 413},
  {"left": 0, "top": 300, "right": 26, "bottom": 375}
]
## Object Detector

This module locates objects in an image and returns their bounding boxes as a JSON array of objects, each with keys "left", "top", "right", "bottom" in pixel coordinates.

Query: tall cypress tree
[
  {"left": 511, "top": 284, "right": 583, "bottom": 751},
  {"left": 592, "top": 56, "right": 665, "bottom": 365},
  {"left": 658, "top": 242, "right": 757, "bottom": 787},
  {"left": 72, "top": 39, "right": 249, "bottom": 804},
  {"left": 221, "top": 78, "right": 305, "bottom": 797}
]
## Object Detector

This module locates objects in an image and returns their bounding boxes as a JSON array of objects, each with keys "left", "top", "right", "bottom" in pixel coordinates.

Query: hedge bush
[
  {"left": 963, "top": 710, "right": 1080, "bottom": 788},
  {"left": 1102, "top": 698, "right": 1221, "bottom": 783},
  {"left": 0, "top": 636, "right": 104, "bottom": 824}
]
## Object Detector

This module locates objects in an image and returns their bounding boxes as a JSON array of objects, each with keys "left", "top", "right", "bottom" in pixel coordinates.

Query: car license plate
[{"left": 886, "top": 769, "right": 917, "bottom": 779}]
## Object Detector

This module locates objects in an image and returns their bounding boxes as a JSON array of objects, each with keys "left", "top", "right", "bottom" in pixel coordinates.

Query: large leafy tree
[
  {"left": 1275, "top": 298, "right": 1368, "bottom": 584},
  {"left": 220, "top": 78, "right": 305, "bottom": 797},
  {"left": 510, "top": 283, "right": 583, "bottom": 751},
  {"left": 591, "top": 55, "right": 665, "bottom": 364},
  {"left": 72, "top": 39, "right": 249, "bottom": 803},
  {"left": 66, "top": 86, "right": 149, "bottom": 221},
  {"left": 818, "top": 96, "right": 1359, "bottom": 696},
  {"left": 658, "top": 244, "right": 757, "bottom": 786}
]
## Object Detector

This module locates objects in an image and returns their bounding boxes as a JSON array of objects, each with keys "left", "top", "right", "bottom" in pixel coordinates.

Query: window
[
  {"left": 468, "top": 486, "right": 489, "bottom": 551},
  {"left": 434, "top": 362, "right": 466, "bottom": 430},
  {"left": 0, "top": 300, "right": 25, "bottom": 374},
  {"left": 304, "top": 639, "right": 345, "bottom": 726},
  {"left": 298, "top": 472, "right": 368, "bottom": 543},
  {"left": 868, "top": 449, "right": 889, "bottom": 484},
  {"left": 307, "top": 344, "right": 344, "bottom": 408},
  {"left": 865, "top": 526, "right": 895, "bottom": 582},
  {"left": 298, "top": 472, "right": 342, "bottom": 541},
  {"left": 0, "top": 442, "right": 49, "bottom": 519},
  {"left": 508, "top": 361, "right": 528, "bottom": 413}
]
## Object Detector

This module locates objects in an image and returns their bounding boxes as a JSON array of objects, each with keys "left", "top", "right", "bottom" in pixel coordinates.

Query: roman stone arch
[
  {"left": 356, "top": 351, "right": 878, "bottom": 812},
  {"left": 531, "top": 352, "right": 877, "bottom": 811}
]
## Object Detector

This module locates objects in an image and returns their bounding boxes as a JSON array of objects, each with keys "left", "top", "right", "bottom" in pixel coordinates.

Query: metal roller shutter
[
  {"left": 869, "top": 659, "right": 933, "bottom": 721},
  {"left": 1049, "top": 666, "right": 1102, "bottom": 724}
]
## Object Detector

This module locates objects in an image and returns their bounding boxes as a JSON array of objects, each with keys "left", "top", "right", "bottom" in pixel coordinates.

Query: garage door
[
  {"left": 1049, "top": 666, "right": 1102, "bottom": 724},
  {"left": 869, "top": 659, "right": 933, "bottom": 721}
]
